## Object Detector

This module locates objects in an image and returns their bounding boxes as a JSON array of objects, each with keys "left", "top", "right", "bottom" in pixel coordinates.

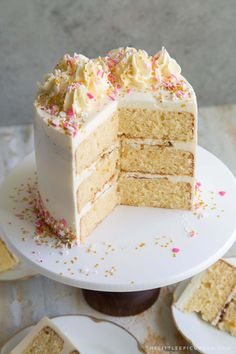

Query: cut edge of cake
[
  {"left": 175, "top": 259, "right": 236, "bottom": 336},
  {"left": 34, "top": 47, "right": 198, "bottom": 244},
  {"left": 0, "top": 238, "right": 19, "bottom": 273},
  {"left": 9, "top": 316, "right": 80, "bottom": 354}
]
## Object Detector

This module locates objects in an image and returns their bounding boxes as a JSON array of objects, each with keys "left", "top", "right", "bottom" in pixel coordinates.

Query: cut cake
[
  {"left": 34, "top": 47, "right": 197, "bottom": 243},
  {"left": 0, "top": 238, "right": 18, "bottom": 273},
  {"left": 10, "top": 317, "right": 80, "bottom": 354},
  {"left": 175, "top": 259, "right": 236, "bottom": 336}
]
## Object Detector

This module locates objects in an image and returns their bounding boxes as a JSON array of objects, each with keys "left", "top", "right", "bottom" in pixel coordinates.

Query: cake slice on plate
[
  {"left": 10, "top": 317, "right": 80, "bottom": 353},
  {"left": 0, "top": 238, "right": 18, "bottom": 273},
  {"left": 175, "top": 259, "right": 236, "bottom": 336}
]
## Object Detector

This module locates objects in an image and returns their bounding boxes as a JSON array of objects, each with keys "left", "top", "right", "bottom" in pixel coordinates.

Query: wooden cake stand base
[{"left": 82, "top": 288, "right": 160, "bottom": 316}]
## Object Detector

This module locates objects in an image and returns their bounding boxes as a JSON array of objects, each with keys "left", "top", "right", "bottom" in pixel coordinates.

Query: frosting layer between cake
[{"left": 34, "top": 47, "right": 197, "bottom": 243}]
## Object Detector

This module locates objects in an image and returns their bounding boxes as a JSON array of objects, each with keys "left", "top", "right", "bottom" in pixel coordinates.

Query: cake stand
[{"left": 0, "top": 146, "right": 236, "bottom": 316}]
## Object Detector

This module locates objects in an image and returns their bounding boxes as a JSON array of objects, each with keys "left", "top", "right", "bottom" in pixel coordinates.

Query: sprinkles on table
[{"left": 193, "top": 181, "right": 226, "bottom": 220}]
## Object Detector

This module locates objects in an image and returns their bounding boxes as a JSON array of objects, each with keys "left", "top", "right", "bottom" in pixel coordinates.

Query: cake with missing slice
[{"left": 34, "top": 47, "right": 197, "bottom": 244}]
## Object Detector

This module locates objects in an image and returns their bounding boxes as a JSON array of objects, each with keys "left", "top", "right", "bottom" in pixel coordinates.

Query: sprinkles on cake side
[{"left": 34, "top": 46, "right": 197, "bottom": 243}]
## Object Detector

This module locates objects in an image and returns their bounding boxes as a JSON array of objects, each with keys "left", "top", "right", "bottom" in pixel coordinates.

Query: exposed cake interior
[
  {"left": 10, "top": 317, "right": 80, "bottom": 354},
  {"left": 0, "top": 238, "right": 18, "bottom": 273},
  {"left": 34, "top": 47, "right": 197, "bottom": 242},
  {"left": 175, "top": 259, "right": 236, "bottom": 336},
  {"left": 22, "top": 327, "right": 64, "bottom": 354}
]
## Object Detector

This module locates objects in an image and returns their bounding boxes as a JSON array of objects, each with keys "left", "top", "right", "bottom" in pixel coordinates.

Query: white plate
[
  {"left": 0, "top": 260, "right": 37, "bottom": 281},
  {"left": 172, "top": 258, "right": 236, "bottom": 354},
  {"left": 0, "top": 146, "right": 236, "bottom": 291},
  {"left": 0, "top": 315, "right": 144, "bottom": 354}
]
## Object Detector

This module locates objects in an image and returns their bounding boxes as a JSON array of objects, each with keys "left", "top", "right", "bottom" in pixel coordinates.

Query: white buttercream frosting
[
  {"left": 35, "top": 47, "right": 195, "bottom": 137},
  {"left": 153, "top": 47, "right": 181, "bottom": 81},
  {"left": 34, "top": 47, "right": 197, "bottom": 242}
]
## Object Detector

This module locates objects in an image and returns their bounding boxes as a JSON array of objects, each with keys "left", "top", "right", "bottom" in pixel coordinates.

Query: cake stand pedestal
[
  {"left": 82, "top": 288, "right": 161, "bottom": 316},
  {"left": 0, "top": 146, "right": 236, "bottom": 316}
]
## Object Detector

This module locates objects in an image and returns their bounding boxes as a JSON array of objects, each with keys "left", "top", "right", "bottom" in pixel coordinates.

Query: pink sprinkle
[
  {"left": 190, "top": 230, "right": 197, "bottom": 237},
  {"left": 67, "top": 109, "right": 74, "bottom": 118},
  {"left": 87, "top": 92, "right": 95, "bottom": 100},
  {"left": 219, "top": 191, "right": 226, "bottom": 196},
  {"left": 60, "top": 218, "right": 67, "bottom": 227},
  {"left": 96, "top": 69, "right": 101, "bottom": 76},
  {"left": 108, "top": 94, "right": 115, "bottom": 101},
  {"left": 195, "top": 181, "right": 202, "bottom": 191},
  {"left": 172, "top": 247, "right": 180, "bottom": 253},
  {"left": 194, "top": 202, "right": 201, "bottom": 210}
]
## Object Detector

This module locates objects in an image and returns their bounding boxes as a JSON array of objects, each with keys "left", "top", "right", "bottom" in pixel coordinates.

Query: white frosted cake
[
  {"left": 34, "top": 47, "right": 197, "bottom": 243},
  {"left": 175, "top": 259, "right": 236, "bottom": 336},
  {"left": 10, "top": 317, "right": 80, "bottom": 353}
]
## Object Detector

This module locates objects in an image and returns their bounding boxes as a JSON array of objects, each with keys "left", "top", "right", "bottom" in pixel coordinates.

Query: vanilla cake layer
[
  {"left": 0, "top": 238, "right": 18, "bottom": 273},
  {"left": 119, "top": 108, "right": 195, "bottom": 141},
  {"left": 23, "top": 327, "right": 64, "bottom": 353},
  {"left": 80, "top": 184, "right": 118, "bottom": 240},
  {"left": 120, "top": 143, "right": 194, "bottom": 176},
  {"left": 75, "top": 112, "right": 118, "bottom": 174},
  {"left": 118, "top": 175, "right": 192, "bottom": 210},
  {"left": 34, "top": 51, "right": 197, "bottom": 243},
  {"left": 10, "top": 317, "right": 80, "bottom": 354},
  {"left": 77, "top": 148, "right": 119, "bottom": 211},
  {"left": 176, "top": 260, "right": 236, "bottom": 324}
]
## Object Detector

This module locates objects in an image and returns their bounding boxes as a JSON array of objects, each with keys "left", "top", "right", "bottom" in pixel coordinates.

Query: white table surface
[{"left": 0, "top": 105, "right": 236, "bottom": 353}]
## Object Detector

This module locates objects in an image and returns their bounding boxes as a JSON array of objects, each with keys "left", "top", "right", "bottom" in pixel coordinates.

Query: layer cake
[
  {"left": 175, "top": 259, "right": 236, "bottom": 336},
  {"left": 34, "top": 47, "right": 197, "bottom": 243},
  {"left": 10, "top": 317, "right": 80, "bottom": 353}
]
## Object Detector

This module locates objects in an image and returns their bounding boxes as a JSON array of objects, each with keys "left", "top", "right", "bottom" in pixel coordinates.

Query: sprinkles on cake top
[
  {"left": 34, "top": 46, "right": 197, "bottom": 243},
  {"left": 36, "top": 47, "right": 193, "bottom": 137}
]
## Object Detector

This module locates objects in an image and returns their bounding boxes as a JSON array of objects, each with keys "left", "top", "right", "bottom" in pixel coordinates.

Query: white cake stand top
[{"left": 0, "top": 146, "right": 235, "bottom": 291}]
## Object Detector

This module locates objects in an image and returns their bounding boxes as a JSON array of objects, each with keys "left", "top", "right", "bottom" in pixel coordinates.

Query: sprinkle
[
  {"left": 86, "top": 92, "right": 95, "bottom": 100},
  {"left": 67, "top": 109, "right": 74, "bottom": 118},
  {"left": 108, "top": 94, "right": 116, "bottom": 101},
  {"left": 60, "top": 218, "right": 68, "bottom": 228},
  {"left": 172, "top": 247, "right": 180, "bottom": 253},
  {"left": 185, "top": 228, "right": 198, "bottom": 238},
  {"left": 218, "top": 191, "right": 226, "bottom": 196},
  {"left": 195, "top": 181, "right": 201, "bottom": 191}
]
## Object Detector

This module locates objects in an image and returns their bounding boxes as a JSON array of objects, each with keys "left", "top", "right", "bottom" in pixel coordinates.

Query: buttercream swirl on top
[
  {"left": 36, "top": 47, "right": 191, "bottom": 136},
  {"left": 108, "top": 47, "right": 153, "bottom": 88},
  {"left": 38, "top": 53, "right": 112, "bottom": 115},
  {"left": 153, "top": 47, "right": 181, "bottom": 81}
]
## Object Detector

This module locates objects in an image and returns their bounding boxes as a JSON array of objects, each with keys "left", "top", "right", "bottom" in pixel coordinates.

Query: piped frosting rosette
[{"left": 35, "top": 47, "right": 188, "bottom": 136}]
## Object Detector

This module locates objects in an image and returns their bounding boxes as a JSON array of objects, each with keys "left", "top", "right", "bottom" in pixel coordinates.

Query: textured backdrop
[{"left": 0, "top": 0, "right": 235, "bottom": 126}]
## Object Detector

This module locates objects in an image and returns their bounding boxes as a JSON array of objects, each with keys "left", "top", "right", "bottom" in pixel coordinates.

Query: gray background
[{"left": 0, "top": 0, "right": 235, "bottom": 126}]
